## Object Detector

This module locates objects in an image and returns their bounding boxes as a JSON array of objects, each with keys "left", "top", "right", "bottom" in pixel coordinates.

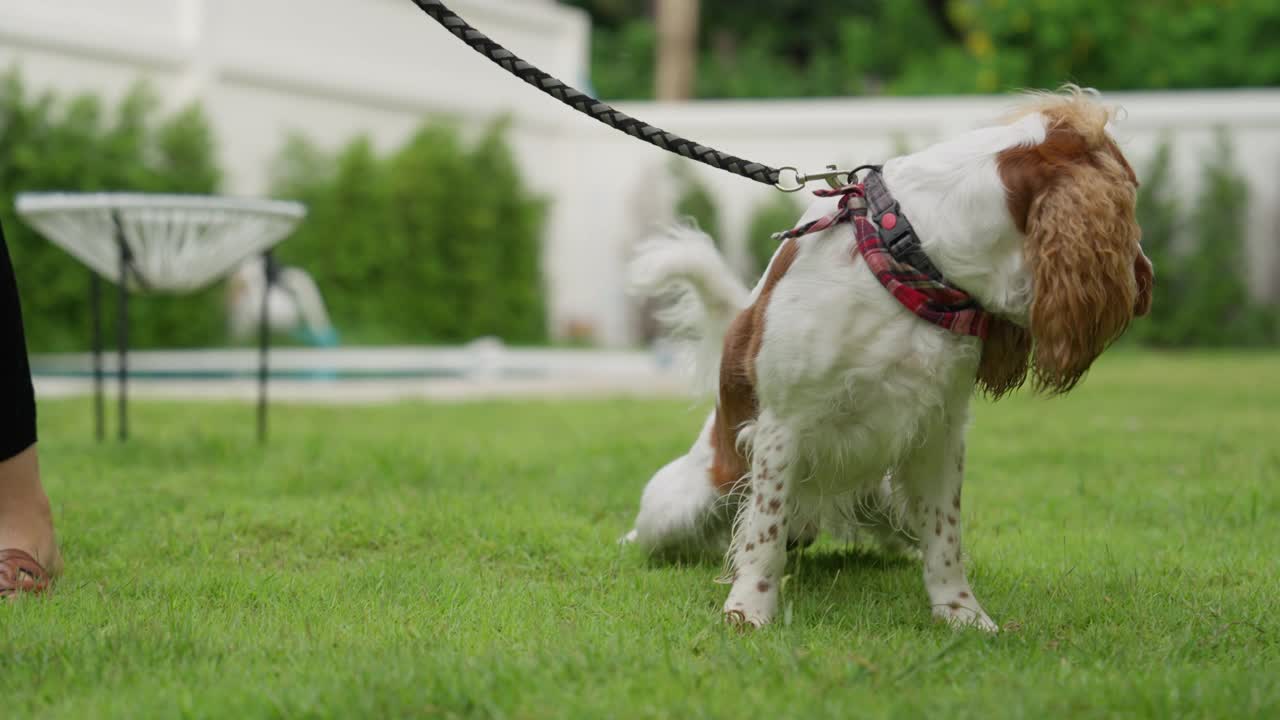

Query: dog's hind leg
[
  {"left": 722, "top": 410, "right": 794, "bottom": 627},
  {"left": 846, "top": 473, "right": 917, "bottom": 556},
  {"left": 623, "top": 413, "right": 726, "bottom": 555}
]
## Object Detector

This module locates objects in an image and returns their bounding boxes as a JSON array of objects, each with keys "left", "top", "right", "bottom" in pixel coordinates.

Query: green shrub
[
  {"left": 1129, "top": 139, "right": 1182, "bottom": 347},
  {"left": 1175, "top": 132, "right": 1277, "bottom": 346},
  {"left": 671, "top": 163, "right": 721, "bottom": 244},
  {"left": 0, "top": 69, "right": 223, "bottom": 352},
  {"left": 1132, "top": 134, "right": 1278, "bottom": 347},
  {"left": 568, "top": 0, "right": 1280, "bottom": 100},
  {"left": 745, "top": 193, "right": 801, "bottom": 283},
  {"left": 272, "top": 119, "right": 548, "bottom": 345}
]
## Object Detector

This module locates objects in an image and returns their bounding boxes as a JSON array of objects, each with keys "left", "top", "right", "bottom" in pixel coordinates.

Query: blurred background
[{"left": 0, "top": 0, "right": 1276, "bottom": 371}]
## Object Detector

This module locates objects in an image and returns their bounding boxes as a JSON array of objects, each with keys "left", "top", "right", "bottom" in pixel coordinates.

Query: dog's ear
[
  {"left": 998, "top": 106, "right": 1146, "bottom": 395},
  {"left": 1022, "top": 153, "right": 1142, "bottom": 393},
  {"left": 977, "top": 317, "right": 1032, "bottom": 399}
]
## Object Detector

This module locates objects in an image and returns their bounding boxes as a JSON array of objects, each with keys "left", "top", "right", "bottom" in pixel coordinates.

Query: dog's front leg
[
  {"left": 900, "top": 416, "right": 998, "bottom": 632},
  {"left": 722, "top": 411, "right": 793, "bottom": 628}
]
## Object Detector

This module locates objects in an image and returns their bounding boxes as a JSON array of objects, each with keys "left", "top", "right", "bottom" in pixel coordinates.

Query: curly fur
[{"left": 996, "top": 87, "right": 1151, "bottom": 393}]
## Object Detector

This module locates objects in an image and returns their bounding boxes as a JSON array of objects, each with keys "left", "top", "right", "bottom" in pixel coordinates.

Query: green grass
[{"left": 2, "top": 352, "right": 1278, "bottom": 718}]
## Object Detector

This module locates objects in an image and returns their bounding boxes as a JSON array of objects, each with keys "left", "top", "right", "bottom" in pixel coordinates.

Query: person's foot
[
  {"left": 0, "top": 445, "right": 61, "bottom": 597},
  {"left": 1, "top": 548, "right": 53, "bottom": 598}
]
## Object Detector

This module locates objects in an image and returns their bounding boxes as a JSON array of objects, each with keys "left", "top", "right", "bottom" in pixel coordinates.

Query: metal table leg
[
  {"left": 113, "top": 213, "right": 130, "bottom": 442},
  {"left": 116, "top": 240, "right": 129, "bottom": 441},
  {"left": 258, "top": 251, "right": 276, "bottom": 443},
  {"left": 90, "top": 271, "right": 103, "bottom": 442}
]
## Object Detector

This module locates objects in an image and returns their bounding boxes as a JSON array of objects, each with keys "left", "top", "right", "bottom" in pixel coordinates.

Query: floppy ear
[
  {"left": 977, "top": 317, "right": 1032, "bottom": 399},
  {"left": 1025, "top": 159, "right": 1142, "bottom": 393}
]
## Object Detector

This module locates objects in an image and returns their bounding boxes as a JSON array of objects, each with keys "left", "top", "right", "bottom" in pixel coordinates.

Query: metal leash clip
[{"left": 774, "top": 165, "right": 853, "bottom": 192}]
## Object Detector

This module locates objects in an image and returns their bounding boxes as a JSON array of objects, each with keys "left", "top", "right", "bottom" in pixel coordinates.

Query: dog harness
[{"left": 773, "top": 169, "right": 992, "bottom": 339}]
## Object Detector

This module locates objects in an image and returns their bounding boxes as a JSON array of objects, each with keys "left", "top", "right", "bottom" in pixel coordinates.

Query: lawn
[{"left": 2, "top": 352, "right": 1278, "bottom": 718}]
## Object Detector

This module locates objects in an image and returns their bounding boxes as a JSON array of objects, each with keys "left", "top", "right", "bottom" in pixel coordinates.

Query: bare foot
[{"left": 0, "top": 445, "right": 62, "bottom": 579}]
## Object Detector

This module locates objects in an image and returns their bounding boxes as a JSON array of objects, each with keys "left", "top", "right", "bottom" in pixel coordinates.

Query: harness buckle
[{"left": 876, "top": 205, "right": 913, "bottom": 246}]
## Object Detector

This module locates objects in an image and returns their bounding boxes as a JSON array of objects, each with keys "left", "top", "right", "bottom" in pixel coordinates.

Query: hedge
[
  {"left": 271, "top": 120, "right": 547, "bottom": 345},
  {"left": 746, "top": 193, "right": 802, "bottom": 283},
  {"left": 569, "top": 0, "right": 1280, "bottom": 100},
  {"left": 1130, "top": 134, "right": 1278, "bottom": 347},
  {"left": 0, "top": 70, "right": 224, "bottom": 352},
  {"left": 1, "top": 69, "right": 548, "bottom": 350},
  {"left": 671, "top": 162, "right": 721, "bottom": 245}
]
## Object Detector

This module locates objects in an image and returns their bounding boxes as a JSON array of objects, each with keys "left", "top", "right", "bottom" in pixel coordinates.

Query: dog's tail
[{"left": 629, "top": 225, "right": 750, "bottom": 393}]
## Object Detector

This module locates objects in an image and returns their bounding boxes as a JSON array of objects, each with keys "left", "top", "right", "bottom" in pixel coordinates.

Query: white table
[{"left": 15, "top": 193, "right": 307, "bottom": 442}]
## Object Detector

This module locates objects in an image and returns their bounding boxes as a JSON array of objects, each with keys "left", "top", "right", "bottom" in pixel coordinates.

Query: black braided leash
[{"left": 409, "top": 0, "right": 847, "bottom": 192}]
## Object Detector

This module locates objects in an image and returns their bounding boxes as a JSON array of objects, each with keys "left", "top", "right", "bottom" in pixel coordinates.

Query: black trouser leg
[{"left": 0, "top": 218, "right": 38, "bottom": 461}]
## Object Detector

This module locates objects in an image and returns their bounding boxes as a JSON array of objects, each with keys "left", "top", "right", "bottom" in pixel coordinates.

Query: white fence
[{"left": 3, "top": 0, "right": 1277, "bottom": 348}]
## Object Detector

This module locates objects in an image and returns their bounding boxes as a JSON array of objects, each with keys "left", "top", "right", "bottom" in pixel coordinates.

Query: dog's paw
[
  {"left": 723, "top": 576, "right": 777, "bottom": 629},
  {"left": 932, "top": 602, "right": 998, "bottom": 633},
  {"left": 722, "top": 608, "right": 765, "bottom": 630}
]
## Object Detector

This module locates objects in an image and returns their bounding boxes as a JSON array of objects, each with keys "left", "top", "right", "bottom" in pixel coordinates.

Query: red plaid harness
[{"left": 773, "top": 170, "right": 991, "bottom": 339}]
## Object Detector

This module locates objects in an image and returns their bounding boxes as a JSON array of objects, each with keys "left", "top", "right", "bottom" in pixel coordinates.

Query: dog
[{"left": 622, "top": 87, "right": 1154, "bottom": 630}]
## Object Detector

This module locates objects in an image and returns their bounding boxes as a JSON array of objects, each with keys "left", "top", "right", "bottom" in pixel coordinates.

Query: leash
[{"left": 409, "top": 0, "right": 851, "bottom": 193}]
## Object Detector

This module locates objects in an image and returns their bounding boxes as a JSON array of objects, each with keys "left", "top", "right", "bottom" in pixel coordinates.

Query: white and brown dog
[{"left": 623, "top": 87, "right": 1154, "bottom": 630}]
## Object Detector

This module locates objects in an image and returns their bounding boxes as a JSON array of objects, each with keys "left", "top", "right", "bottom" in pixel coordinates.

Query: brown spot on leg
[
  {"left": 775, "top": 482, "right": 783, "bottom": 491},
  {"left": 745, "top": 543, "right": 755, "bottom": 552},
  {"left": 768, "top": 498, "right": 782, "bottom": 513},
  {"left": 757, "top": 580, "right": 771, "bottom": 592},
  {"left": 767, "top": 524, "right": 778, "bottom": 539},
  {"left": 947, "top": 514, "right": 957, "bottom": 526},
  {"left": 948, "top": 601, "right": 962, "bottom": 610},
  {"left": 958, "top": 591, "right": 969, "bottom": 598},
  {"left": 946, "top": 534, "right": 955, "bottom": 544}
]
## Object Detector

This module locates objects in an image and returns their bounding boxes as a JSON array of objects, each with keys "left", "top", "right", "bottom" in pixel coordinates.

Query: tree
[
  {"left": 564, "top": 0, "right": 1280, "bottom": 100},
  {"left": 655, "top": 0, "right": 699, "bottom": 100}
]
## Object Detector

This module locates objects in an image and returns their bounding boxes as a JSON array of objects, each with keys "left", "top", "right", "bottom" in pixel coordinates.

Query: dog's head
[{"left": 977, "top": 87, "right": 1153, "bottom": 396}]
